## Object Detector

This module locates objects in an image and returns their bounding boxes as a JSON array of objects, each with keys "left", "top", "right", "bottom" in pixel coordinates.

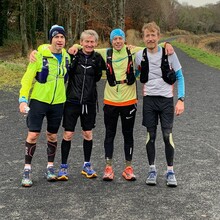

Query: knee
[
  {"left": 146, "top": 130, "right": 156, "bottom": 144},
  {"left": 162, "top": 129, "right": 171, "bottom": 140},
  {"left": 27, "top": 132, "right": 40, "bottom": 143},
  {"left": 63, "top": 131, "right": 74, "bottom": 141},
  {"left": 46, "top": 132, "right": 57, "bottom": 142},
  {"left": 162, "top": 129, "right": 174, "bottom": 146},
  {"left": 82, "top": 130, "right": 92, "bottom": 140}
]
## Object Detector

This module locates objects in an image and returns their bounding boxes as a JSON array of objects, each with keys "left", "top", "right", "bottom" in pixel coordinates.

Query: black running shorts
[
  {"left": 142, "top": 96, "right": 174, "bottom": 129},
  {"left": 27, "top": 99, "right": 64, "bottom": 133},
  {"left": 62, "top": 101, "right": 96, "bottom": 131}
]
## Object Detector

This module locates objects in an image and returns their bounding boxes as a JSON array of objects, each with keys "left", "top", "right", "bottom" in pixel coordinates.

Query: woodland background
[{"left": 1, "top": 0, "right": 220, "bottom": 57}]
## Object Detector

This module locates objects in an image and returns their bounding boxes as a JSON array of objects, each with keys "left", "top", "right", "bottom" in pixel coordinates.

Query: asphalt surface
[{"left": 0, "top": 47, "right": 220, "bottom": 220}]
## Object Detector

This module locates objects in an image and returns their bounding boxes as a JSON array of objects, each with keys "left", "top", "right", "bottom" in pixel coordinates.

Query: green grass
[
  {"left": 172, "top": 41, "right": 220, "bottom": 70},
  {"left": 0, "top": 58, "right": 27, "bottom": 91}
]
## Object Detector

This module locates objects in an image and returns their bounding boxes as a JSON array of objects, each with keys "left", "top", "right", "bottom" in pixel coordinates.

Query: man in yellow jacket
[{"left": 19, "top": 25, "right": 70, "bottom": 187}]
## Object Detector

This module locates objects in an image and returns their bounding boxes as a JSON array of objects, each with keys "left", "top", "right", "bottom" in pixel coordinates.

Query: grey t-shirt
[{"left": 135, "top": 46, "right": 181, "bottom": 98}]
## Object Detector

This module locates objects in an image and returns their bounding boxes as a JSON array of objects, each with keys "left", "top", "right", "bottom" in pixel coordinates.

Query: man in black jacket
[{"left": 57, "top": 30, "right": 105, "bottom": 180}]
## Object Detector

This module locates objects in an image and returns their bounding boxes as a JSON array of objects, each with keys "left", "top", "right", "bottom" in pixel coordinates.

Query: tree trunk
[
  {"left": 27, "top": 0, "right": 37, "bottom": 49},
  {"left": 0, "top": 0, "right": 9, "bottom": 46},
  {"left": 43, "top": 0, "right": 49, "bottom": 42},
  {"left": 118, "top": 0, "right": 126, "bottom": 29},
  {"left": 67, "top": 1, "right": 73, "bottom": 45},
  {"left": 112, "top": 0, "right": 117, "bottom": 28},
  {"left": 20, "top": 0, "right": 28, "bottom": 57}
]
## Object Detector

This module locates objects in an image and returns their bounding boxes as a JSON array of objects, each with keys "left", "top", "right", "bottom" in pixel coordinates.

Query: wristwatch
[{"left": 178, "top": 97, "right": 185, "bottom": 102}]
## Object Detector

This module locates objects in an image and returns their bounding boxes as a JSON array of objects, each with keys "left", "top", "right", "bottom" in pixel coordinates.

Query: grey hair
[{"left": 80, "top": 29, "right": 99, "bottom": 41}]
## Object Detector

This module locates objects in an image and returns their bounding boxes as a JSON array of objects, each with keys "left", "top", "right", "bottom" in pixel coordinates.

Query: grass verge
[
  {"left": 0, "top": 58, "right": 28, "bottom": 92},
  {"left": 172, "top": 41, "right": 220, "bottom": 70}
]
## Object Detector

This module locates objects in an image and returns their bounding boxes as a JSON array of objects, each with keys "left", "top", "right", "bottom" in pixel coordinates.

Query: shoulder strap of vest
[
  {"left": 106, "top": 48, "right": 113, "bottom": 74},
  {"left": 126, "top": 48, "right": 136, "bottom": 85},
  {"left": 126, "top": 47, "right": 133, "bottom": 65},
  {"left": 106, "top": 48, "right": 116, "bottom": 86},
  {"left": 126, "top": 47, "right": 131, "bottom": 56},
  {"left": 107, "top": 48, "right": 113, "bottom": 60},
  {"left": 142, "top": 48, "right": 147, "bottom": 59},
  {"left": 140, "top": 48, "right": 149, "bottom": 83},
  {"left": 161, "top": 47, "right": 168, "bottom": 65},
  {"left": 161, "top": 47, "right": 176, "bottom": 85}
]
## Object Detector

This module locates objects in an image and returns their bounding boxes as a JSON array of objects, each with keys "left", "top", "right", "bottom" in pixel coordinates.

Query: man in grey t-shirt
[{"left": 135, "top": 22, "right": 185, "bottom": 187}]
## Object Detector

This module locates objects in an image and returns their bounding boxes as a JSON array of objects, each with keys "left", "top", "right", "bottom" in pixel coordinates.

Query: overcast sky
[{"left": 178, "top": 0, "right": 220, "bottom": 7}]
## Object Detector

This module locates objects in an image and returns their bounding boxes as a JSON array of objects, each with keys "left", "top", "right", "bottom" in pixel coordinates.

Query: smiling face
[
  {"left": 142, "top": 22, "right": 161, "bottom": 53},
  {"left": 111, "top": 36, "right": 125, "bottom": 51},
  {"left": 143, "top": 28, "right": 160, "bottom": 52},
  {"left": 80, "top": 35, "right": 97, "bottom": 55},
  {"left": 50, "top": 34, "right": 66, "bottom": 53}
]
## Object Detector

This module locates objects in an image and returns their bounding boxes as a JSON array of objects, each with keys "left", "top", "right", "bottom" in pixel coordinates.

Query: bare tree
[
  {"left": 20, "top": 0, "right": 28, "bottom": 56},
  {"left": 110, "top": 0, "right": 126, "bottom": 29},
  {"left": 43, "top": 0, "right": 49, "bottom": 41},
  {"left": 118, "top": 0, "right": 126, "bottom": 29}
]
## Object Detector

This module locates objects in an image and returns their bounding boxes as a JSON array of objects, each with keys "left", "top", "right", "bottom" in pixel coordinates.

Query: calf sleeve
[
  {"left": 47, "top": 141, "right": 57, "bottom": 163},
  {"left": 25, "top": 141, "right": 36, "bottom": 164},
  {"left": 162, "top": 128, "right": 175, "bottom": 166},
  {"left": 146, "top": 130, "right": 156, "bottom": 165},
  {"left": 83, "top": 139, "right": 93, "bottom": 162},
  {"left": 61, "top": 139, "right": 71, "bottom": 164}
]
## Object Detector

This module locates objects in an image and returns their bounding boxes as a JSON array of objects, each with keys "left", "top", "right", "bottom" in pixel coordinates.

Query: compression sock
[
  {"left": 61, "top": 139, "right": 71, "bottom": 164},
  {"left": 25, "top": 141, "right": 36, "bottom": 165},
  {"left": 83, "top": 139, "right": 92, "bottom": 162},
  {"left": 47, "top": 141, "right": 57, "bottom": 163}
]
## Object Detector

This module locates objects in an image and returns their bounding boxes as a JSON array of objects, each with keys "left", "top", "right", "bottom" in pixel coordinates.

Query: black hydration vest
[
  {"left": 106, "top": 48, "right": 136, "bottom": 86},
  {"left": 140, "top": 47, "right": 176, "bottom": 85}
]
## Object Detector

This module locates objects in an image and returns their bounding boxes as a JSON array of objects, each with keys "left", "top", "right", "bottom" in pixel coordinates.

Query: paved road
[{"left": 0, "top": 48, "right": 220, "bottom": 220}]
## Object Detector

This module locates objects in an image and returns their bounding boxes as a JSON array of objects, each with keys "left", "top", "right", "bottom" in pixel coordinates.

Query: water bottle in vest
[{"left": 36, "top": 58, "right": 49, "bottom": 83}]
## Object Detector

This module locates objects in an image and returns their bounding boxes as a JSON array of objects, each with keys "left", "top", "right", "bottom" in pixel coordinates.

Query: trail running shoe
[
  {"left": 81, "top": 162, "right": 97, "bottom": 178},
  {"left": 57, "top": 164, "right": 69, "bottom": 181},
  {"left": 166, "top": 171, "right": 177, "bottom": 187},
  {"left": 103, "top": 165, "right": 114, "bottom": 181},
  {"left": 122, "top": 166, "right": 136, "bottom": 181},
  {"left": 45, "top": 166, "right": 57, "bottom": 182},
  {"left": 146, "top": 170, "right": 157, "bottom": 185},
  {"left": 21, "top": 169, "right": 33, "bottom": 187}
]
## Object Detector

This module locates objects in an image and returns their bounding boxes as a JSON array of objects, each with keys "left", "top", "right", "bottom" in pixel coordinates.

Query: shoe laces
[
  {"left": 84, "top": 162, "right": 92, "bottom": 170},
  {"left": 47, "top": 166, "right": 55, "bottom": 174},
  {"left": 167, "top": 172, "right": 175, "bottom": 180},
  {"left": 148, "top": 171, "right": 156, "bottom": 178},
  {"left": 60, "top": 164, "right": 68, "bottom": 172},
  {"left": 60, "top": 164, "right": 68, "bottom": 169},
  {"left": 23, "top": 169, "right": 31, "bottom": 179}
]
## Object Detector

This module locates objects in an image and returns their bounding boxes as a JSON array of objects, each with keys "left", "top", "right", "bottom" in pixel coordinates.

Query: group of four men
[{"left": 19, "top": 22, "right": 185, "bottom": 187}]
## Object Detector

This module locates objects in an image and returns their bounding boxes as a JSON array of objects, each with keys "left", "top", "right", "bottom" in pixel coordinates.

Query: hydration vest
[
  {"left": 140, "top": 47, "right": 176, "bottom": 85},
  {"left": 106, "top": 48, "right": 136, "bottom": 86},
  {"left": 35, "top": 56, "right": 69, "bottom": 83},
  {"left": 70, "top": 50, "right": 101, "bottom": 75}
]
